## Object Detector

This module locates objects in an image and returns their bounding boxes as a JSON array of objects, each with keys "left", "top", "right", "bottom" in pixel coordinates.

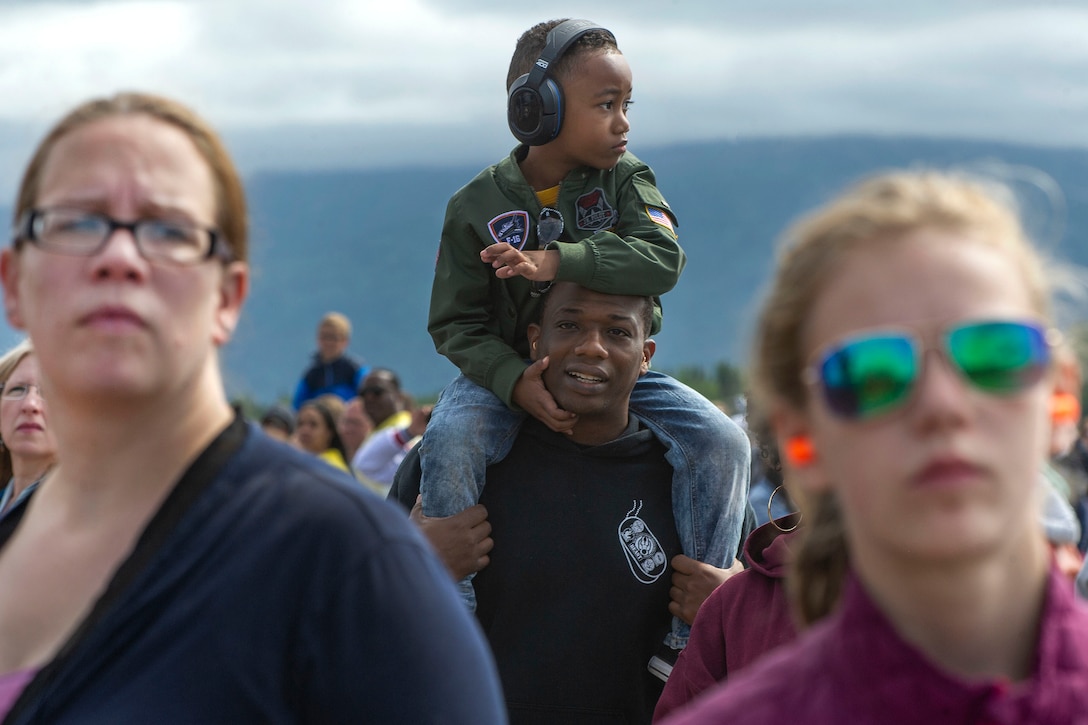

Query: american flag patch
[{"left": 646, "top": 206, "right": 675, "bottom": 235}]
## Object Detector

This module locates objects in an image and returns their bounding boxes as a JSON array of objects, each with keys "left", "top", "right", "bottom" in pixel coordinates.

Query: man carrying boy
[
  {"left": 401, "top": 282, "right": 689, "bottom": 719},
  {"left": 422, "top": 18, "right": 750, "bottom": 653}
]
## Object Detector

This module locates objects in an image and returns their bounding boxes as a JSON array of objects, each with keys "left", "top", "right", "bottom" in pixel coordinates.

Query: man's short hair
[
  {"left": 506, "top": 18, "right": 620, "bottom": 92},
  {"left": 537, "top": 285, "right": 654, "bottom": 339},
  {"left": 634, "top": 296, "right": 654, "bottom": 338},
  {"left": 363, "top": 367, "right": 402, "bottom": 393}
]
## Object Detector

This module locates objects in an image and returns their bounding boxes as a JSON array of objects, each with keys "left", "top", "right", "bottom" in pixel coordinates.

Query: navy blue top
[
  {"left": 292, "top": 354, "right": 368, "bottom": 410},
  {"left": 2, "top": 417, "right": 506, "bottom": 724}
]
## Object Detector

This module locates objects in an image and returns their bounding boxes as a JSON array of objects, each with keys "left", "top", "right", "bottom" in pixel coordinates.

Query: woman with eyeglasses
[
  {"left": 662, "top": 172, "right": 1088, "bottom": 724},
  {"left": 0, "top": 341, "right": 56, "bottom": 523},
  {"left": 0, "top": 93, "right": 504, "bottom": 723}
]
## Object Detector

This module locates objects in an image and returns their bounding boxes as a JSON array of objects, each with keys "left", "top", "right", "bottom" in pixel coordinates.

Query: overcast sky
[{"left": 0, "top": 0, "right": 1085, "bottom": 200}]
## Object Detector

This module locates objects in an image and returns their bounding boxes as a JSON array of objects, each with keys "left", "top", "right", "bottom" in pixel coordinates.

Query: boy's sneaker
[{"left": 648, "top": 643, "right": 681, "bottom": 683}]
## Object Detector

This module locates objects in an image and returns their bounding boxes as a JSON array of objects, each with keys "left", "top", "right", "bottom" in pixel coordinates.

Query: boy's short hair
[
  {"left": 506, "top": 18, "right": 620, "bottom": 91},
  {"left": 319, "top": 312, "right": 351, "bottom": 338}
]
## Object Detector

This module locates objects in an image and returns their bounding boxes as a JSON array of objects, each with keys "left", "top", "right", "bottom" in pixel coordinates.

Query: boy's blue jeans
[{"left": 419, "top": 371, "right": 752, "bottom": 650}]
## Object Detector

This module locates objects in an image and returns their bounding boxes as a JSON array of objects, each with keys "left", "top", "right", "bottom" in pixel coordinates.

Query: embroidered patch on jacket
[
  {"left": 575, "top": 187, "right": 618, "bottom": 231},
  {"left": 618, "top": 500, "right": 667, "bottom": 584},
  {"left": 487, "top": 210, "right": 530, "bottom": 249},
  {"left": 646, "top": 206, "right": 675, "bottom": 235}
]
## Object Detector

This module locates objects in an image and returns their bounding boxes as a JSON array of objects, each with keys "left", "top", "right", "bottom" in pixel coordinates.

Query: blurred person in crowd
[
  {"left": 358, "top": 368, "right": 411, "bottom": 434},
  {"left": 0, "top": 341, "right": 57, "bottom": 524},
  {"left": 655, "top": 425, "right": 806, "bottom": 721},
  {"left": 291, "top": 312, "right": 368, "bottom": 410},
  {"left": 258, "top": 403, "right": 295, "bottom": 443},
  {"left": 296, "top": 395, "right": 352, "bottom": 474},
  {"left": 337, "top": 396, "right": 373, "bottom": 464},
  {"left": 354, "top": 402, "right": 429, "bottom": 497}
]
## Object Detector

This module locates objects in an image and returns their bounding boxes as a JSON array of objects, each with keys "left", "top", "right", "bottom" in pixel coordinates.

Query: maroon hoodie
[
  {"left": 654, "top": 514, "right": 801, "bottom": 721},
  {"left": 659, "top": 564, "right": 1088, "bottom": 725}
]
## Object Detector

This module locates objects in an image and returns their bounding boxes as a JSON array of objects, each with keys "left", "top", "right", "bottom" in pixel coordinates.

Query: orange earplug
[
  {"left": 783, "top": 435, "right": 816, "bottom": 467},
  {"left": 1051, "top": 392, "right": 1081, "bottom": 426}
]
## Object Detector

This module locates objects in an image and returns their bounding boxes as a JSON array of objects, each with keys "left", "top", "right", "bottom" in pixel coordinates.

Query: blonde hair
[
  {"left": 319, "top": 312, "right": 351, "bottom": 339},
  {"left": 0, "top": 339, "right": 37, "bottom": 485},
  {"left": 751, "top": 170, "right": 1055, "bottom": 626}
]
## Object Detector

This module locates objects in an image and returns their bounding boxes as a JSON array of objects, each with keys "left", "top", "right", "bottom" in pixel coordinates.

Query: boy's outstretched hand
[
  {"left": 513, "top": 356, "right": 578, "bottom": 434},
  {"left": 481, "top": 243, "right": 560, "bottom": 282}
]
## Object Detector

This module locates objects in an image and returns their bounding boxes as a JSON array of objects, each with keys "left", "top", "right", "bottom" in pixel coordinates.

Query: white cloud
[
  {"left": 0, "top": 0, "right": 1084, "bottom": 201},
  {"left": 623, "top": 6, "right": 1088, "bottom": 146},
  {"left": 124, "top": 0, "right": 522, "bottom": 127},
  {"left": 0, "top": 2, "right": 195, "bottom": 119}
]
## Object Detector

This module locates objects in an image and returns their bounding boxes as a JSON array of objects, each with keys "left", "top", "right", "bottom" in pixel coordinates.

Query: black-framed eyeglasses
[
  {"left": 0, "top": 382, "right": 43, "bottom": 401},
  {"left": 13, "top": 207, "right": 232, "bottom": 266}
]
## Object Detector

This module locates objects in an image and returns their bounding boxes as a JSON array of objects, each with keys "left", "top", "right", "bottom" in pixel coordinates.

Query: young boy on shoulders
[{"left": 423, "top": 18, "right": 751, "bottom": 656}]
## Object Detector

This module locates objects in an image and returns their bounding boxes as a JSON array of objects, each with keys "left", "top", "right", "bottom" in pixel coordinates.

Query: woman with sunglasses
[
  {"left": 0, "top": 341, "right": 56, "bottom": 523},
  {"left": 662, "top": 171, "right": 1088, "bottom": 724},
  {"left": 0, "top": 92, "right": 504, "bottom": 723}
]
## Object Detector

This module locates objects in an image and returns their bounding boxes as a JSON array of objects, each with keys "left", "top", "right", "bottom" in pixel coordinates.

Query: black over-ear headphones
[{"left": 507, "top": 19, "right": 612, "bottom": 146}]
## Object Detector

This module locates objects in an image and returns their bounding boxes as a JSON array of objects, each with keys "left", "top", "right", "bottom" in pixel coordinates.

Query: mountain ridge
[{"left": 2, "top": 134, "right": 1086, "bottom": 405}]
